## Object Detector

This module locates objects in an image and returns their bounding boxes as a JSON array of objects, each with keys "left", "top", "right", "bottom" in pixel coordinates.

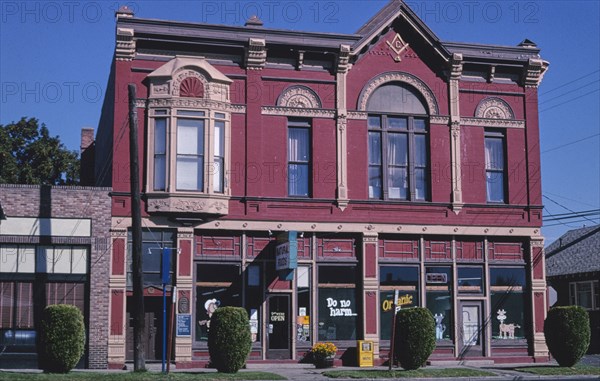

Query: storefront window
[
  {"left": 457, "top": 266, "right": 483, "bottom": 294},
  {"left": 318, "top": 266, "right": 358, "bottom": 341},
  {"left": 297, "top": 266, "right": 311, "bottom": 344},
  {"left": 380, "top": 266, "right": 419, "bottom": 340},
  {"left": 490, "top": 267, "right": 526, "bottom": 341},
  {"left": 195, "top": 263, "right": 241, "bottom": 342},
  {"left": 245, "top": 264, "right": 261, "bottom": 343},
  {"left": 425, "top": 266, "right": 453, "bottom": 341}
]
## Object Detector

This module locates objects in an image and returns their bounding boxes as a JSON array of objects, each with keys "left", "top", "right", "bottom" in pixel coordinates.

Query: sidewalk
[
  {"left": 240, "top": 355, "right": 600, "bottom": 381},
  {"left": 136, "top": 354, "right": 597, "bottom": 381}
]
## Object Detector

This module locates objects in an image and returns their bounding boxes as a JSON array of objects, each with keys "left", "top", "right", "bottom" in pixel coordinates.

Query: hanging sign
[{"left": 276, "top": 231, "right": 298, "bottom": 280}]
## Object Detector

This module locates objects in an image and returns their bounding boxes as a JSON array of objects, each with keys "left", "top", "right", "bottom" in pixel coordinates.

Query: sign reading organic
[
  {"left": 327, "top": 297, "right": 357, "bottom": 317},
  {"left": 381, "top": 294, "right": 414, "bottom": 312}
]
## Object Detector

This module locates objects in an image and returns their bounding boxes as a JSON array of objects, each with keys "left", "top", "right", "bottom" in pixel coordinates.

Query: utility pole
[{"left": 128, "top": 83, "right": 146, "bottom": 371}]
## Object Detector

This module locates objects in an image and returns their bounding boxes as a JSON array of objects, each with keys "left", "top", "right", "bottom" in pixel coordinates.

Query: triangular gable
[{"left": 352, "top": 0, "right": 450, "bottom": 64}]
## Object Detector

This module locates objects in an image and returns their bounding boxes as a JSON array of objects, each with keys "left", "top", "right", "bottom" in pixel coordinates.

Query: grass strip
[
  {"left": 513, "top": 365, "right": 600, "bottom": 376},
  {"left": 0, "top": 371, "right": 286, "bottom": 381}
]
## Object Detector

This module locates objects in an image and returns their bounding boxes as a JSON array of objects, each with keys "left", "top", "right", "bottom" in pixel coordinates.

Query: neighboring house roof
[{"left": 546, "top": 225, "right": 600, "bottom": 278}]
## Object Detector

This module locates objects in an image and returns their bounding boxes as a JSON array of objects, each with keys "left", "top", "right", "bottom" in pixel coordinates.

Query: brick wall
[{"left": 0, "top": 184, "right": 112, "bottom": 369}]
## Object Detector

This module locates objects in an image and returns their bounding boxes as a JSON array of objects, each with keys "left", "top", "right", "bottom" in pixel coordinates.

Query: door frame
[
  {"left": 265, "top": 293, "right": 292, "bottom": 360},
  {"left": 457, "top": 300, "right": 485, "bottom": 357}
]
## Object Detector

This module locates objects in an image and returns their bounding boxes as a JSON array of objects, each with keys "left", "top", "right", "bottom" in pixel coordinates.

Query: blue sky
[{"left": 1, "top": 0, "right": 598, "bottom": 244}]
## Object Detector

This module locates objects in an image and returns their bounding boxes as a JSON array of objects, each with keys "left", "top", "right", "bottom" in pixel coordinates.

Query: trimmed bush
[
  {"left": 207, "top": 307, "right": 252, "bottom": 373},
  {"left": 38, "top": 304, "right": 85, "bottom": 373},
  {"left": 393, "top": 307, "right": 436, "bottom": 370},
  {"left": 544, "top": 306, "right": 590, "bottom": 367}
]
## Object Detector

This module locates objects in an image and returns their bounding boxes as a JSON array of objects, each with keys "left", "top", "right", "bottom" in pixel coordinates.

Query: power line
[
  {"left": 540, "top": 88, "right": 600, "bottom": 113},
  {"left": 544, "top": 191, "right": 599, "bottom": 208},
  {"left": 543, "top": 207, "right": 579, "bottom": 228},
  {"left": 543, "top": 195, "right": 599, "bottom": 225},
  {"left": 539, "top": 79, "right": 600, "bottom": 105},
  {"left": 543, "top": 210, "right": 600, "bottom": 222},
  {"left": 541, "top": 133, "right": 600, "bottom": 154},
  {"left": 539, "top": 69, "right": 599, "bottom": 96}
]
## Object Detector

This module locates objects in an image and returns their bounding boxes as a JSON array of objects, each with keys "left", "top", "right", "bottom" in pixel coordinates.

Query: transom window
[{"left": 367, "top": 83, "right": 429, "bottom": 201}]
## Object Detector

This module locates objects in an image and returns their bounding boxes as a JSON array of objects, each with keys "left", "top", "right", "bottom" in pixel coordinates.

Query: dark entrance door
[
  {"left": 266, "top": 294, "right": 291, "bottom": 359},
  {"left": 126, "top": 297, "right": 163, "bottom": 361},
  {"left": 458, "top": 301, "right": 484, "bottom": 357}
]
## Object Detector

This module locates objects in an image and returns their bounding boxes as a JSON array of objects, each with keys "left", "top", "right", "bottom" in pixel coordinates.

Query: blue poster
[{"left": 177, "top": 314, "right": 192, "bottom": 337}]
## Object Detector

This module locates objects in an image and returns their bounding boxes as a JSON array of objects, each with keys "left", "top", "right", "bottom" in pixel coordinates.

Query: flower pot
[{"left": 314, "top": 357, "right": 334, "bottom": 369}]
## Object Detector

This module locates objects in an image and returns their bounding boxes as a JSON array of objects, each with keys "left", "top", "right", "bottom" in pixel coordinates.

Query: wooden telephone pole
[{"left": 128, "top": 83, "right": 146, "bottom": 371}]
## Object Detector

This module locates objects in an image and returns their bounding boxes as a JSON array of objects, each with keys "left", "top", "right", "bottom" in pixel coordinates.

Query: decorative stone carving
[
  {"left": 179, "top": 77, "right": 204, "bottom": 98},
  {"left": 262, "top": 106, "right": 334, "bottom": 118},
  {"left": 277, "top": 85, "right": 322, "bottom": 109},
  {"left": 462, "top": 117, "right": 525, "bottom": 129},
  {"left": 115, "top": 27, "right": 135, "bottom": 61},
  {"left": 430, "top": 115, "right": 450, "bottom": 125},
  {"left": 386, "top": 33, "right": 410, "bottom": 62},
  {"left": 151, "top": 82, "right": 169, "bottom": 97},
  {"left": 523, "top": 58, "right": 549, "bottom": 88},
  {"left": 347, "top": 111, "right": 367, "bottom": 120},
  {"left": 337, "top": 44, "right": 351, "bottom": 74},
  {"left": 146, "top": 195, "right": 229, "bottom": 215},
  {"left": 172, "top": 70, "right": 209, "bottom": 98},
  {"left": 146, "top": 98, "right": 245, "bottom": 114},
  {"left": 475, "top": 97, "right": 515, "bottom": 120},
  {"left": 357, "top": 72, "right": 439, "bottom": 115},
  {"left": 246, "top": 38, "right": 267, "bottom": 70},
  {"left": 450, "top": 53, "right": 463, "bottom": 80}
]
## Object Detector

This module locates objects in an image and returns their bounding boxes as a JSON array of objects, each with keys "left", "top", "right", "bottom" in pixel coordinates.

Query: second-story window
[
  {"left": 288, "top": 119, "right": 311, "bottom": 197},
  {"left": 367, "top": 83, "right": 429, "bottom": 201},
  {"left": 176, "top": 111, "right": 205, "bottom": 191},
  {"left": 153, "top": 115, "right": 167, "bottom": 191},
  {"left": 368, "top": 115, "right": 428, "bottom": 200},
  {"left": 149, "top": 108, "right": 229, "bottom": 195},
  {"left": 485, "top": 130, "right": 506, "bottom": 203},
  {"left": 214, "top": 113, "right": 226, "bottom": 193}
]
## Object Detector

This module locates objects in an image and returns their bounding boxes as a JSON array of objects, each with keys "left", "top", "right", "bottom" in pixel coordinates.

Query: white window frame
[
  {"left": 148, "top": 108, "right": 231, "bottom": 196},
  {"left": 569, "top": 280, "right": 599, "bottom": 310}
]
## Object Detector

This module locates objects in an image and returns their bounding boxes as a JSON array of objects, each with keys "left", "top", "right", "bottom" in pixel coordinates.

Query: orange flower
[{"left": 311, "top": 342, "right": 337, "bottom": 359}]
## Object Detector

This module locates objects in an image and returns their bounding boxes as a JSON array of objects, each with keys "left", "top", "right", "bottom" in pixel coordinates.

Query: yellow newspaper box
[{"left": 357, "top": 340, "right": 374, "bottom": 367}]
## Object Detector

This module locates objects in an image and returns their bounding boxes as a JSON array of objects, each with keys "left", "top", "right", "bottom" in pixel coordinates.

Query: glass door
[
  {"left": 266, "top": 294, "right": 291, "bottom": 359},
  {"left": 458, "top": 301, "right": 484, "bottom": 357}
]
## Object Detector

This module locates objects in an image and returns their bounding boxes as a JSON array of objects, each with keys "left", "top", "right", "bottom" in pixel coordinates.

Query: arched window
[{"left": 367, "top": 83, "right": 429, "bottom": 201}]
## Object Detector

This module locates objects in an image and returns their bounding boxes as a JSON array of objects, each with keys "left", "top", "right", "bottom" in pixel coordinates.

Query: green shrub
[
  {"left": 208, "top": 307, "right": 252, "bottom": 373},
  {"left": 393, "top": 307, "right": 436, "bottom": 370},
  {"left": 544, "top": 306, "right": 590, "bottom": 367},
  {"left": 38, "top": 304, "right": 86, "bottom": 373}
]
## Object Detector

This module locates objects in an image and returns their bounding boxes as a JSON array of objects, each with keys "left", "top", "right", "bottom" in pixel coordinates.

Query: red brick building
[{"left": 95, "top": 0, "right": 549, "bottom": 367}]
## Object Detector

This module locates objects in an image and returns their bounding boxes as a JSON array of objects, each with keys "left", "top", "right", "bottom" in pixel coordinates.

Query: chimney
[
  {"left": 245, "top": 15, "right": 264, "bottom": 28},
  {"left": 80, "top": 128, "right": 95, "bottom": 186},
  {"left": 115, "top": 5, "right": 134, "bottom": 19}
]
